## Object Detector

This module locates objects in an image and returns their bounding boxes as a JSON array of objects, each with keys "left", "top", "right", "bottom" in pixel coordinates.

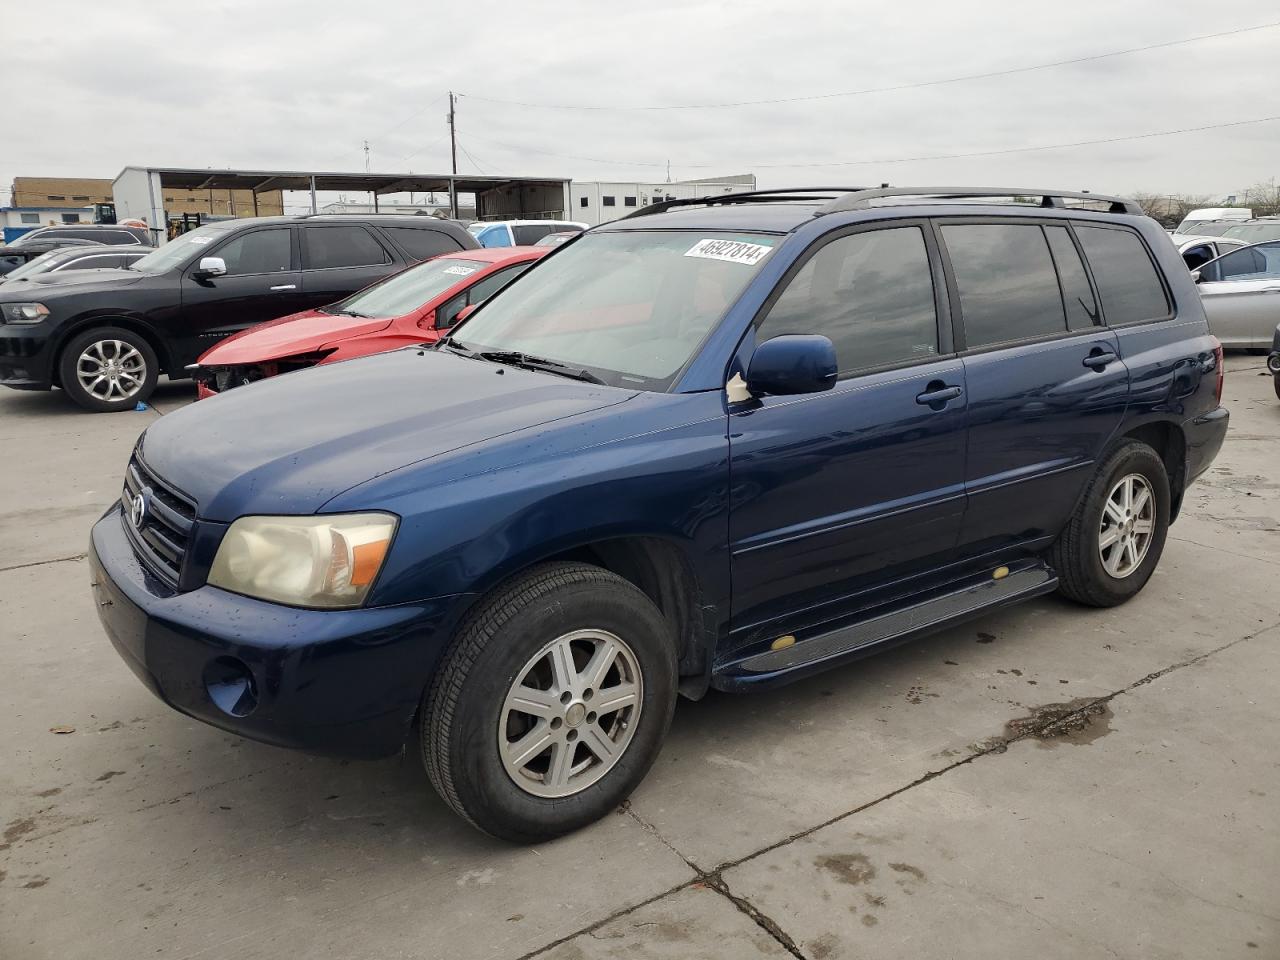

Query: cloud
[{"left": 3, "top": 0, "right": 1277, "bottom": 203}]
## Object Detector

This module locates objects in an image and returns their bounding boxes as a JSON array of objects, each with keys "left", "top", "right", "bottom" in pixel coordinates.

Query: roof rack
[
  {"left": 815, "top": 186, "right": 1143, "bottom": 216},
  {"left": 620, "top": 187, "right": 871, "bottom": 220}
]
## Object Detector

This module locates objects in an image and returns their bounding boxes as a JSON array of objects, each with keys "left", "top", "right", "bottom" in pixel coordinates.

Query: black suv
[{"left": 0, "top": 215, "right": 477, "bottom": 411}]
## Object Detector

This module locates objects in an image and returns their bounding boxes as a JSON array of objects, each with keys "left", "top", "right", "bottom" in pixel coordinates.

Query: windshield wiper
[
  {"left": 339, "top": 308, "right": 375, "bottom": 318},
  {"left": 478, "top": 350, "right": 606, "bottom": 385}
]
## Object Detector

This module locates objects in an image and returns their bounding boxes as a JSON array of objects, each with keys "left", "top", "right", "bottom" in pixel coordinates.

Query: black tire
[
  {"left": 1273, "top": 374, "right": 1280, "bottom": 402},
  {"left": 58, "top": 326, "right": 159, "bottom": 413},
  {"left": 422, "top": 561, "right": 677, "bottom": 842},
  {"left": 1052, "top": 440, "right": 1170, "bottom": 607}
]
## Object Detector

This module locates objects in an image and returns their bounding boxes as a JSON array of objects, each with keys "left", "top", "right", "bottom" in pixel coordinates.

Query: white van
[
  {"left": 1174, "top": 207, "right": 1252, "bottom": 235},
  {"left": 468, "top": 219, "right": 588, "bottom": 248}
]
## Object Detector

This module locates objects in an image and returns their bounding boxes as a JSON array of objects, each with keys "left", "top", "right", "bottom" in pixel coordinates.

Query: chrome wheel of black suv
[
  {"left": 58, "top": 326, "right": 158, "bottom": 412},
  {"left": 1052, "top": 441, "right": 1170, "bottom": 607},
  {"left": 422, "top": 562, "right": 676, "bottom": 842}
]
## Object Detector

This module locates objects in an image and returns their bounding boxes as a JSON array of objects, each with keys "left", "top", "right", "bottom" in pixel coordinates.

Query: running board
[{"left": 714, "top": 561, "right": 1057, "bottom": 690}]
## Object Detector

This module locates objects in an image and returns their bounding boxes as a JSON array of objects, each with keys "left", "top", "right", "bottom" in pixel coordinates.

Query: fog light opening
[{"left": 203, "top": 656, "right": 259, "bottom": 718}]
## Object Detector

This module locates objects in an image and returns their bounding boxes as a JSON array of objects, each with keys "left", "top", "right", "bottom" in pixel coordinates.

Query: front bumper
[
  {"left": 89, "top": 503, "right": 463, "bottom": 758},
  {"left": 0, "top": 324, "right": 55, "bottom": 389}
]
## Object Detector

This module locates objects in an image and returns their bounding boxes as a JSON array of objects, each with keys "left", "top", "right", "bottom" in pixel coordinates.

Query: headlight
[
  {"left": 0, "top": 302, "right": 51, "bottom": 324},
  {"left": 208, "top": 513, "right": 398, "bottom": 608}
]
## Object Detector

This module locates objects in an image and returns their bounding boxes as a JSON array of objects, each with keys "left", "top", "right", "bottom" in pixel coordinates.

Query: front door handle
[
  {"left": 269, "top": 284, "right": 297, "bottom": 292},
  {"left": 1082, "top": 350, "right": 1118, "bottom": 371},
  {"left": 915, "top": 382, "right": 963, "bottom": 407}
]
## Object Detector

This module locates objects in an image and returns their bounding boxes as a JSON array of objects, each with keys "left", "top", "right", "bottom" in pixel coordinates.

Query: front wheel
[
  {"left": 422, "top": 562, "right": 677, "bottom": 842},
  {"left": 1052, "top": 440, "right": 1171, "bottom": 607},
  {"left": 57, "top": 326, "right": 158, "bottom": 412}
]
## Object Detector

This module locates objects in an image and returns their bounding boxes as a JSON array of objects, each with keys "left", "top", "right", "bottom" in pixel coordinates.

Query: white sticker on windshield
[
  {"left": 443, "top": 265, "right": 477, "bottom": 276},
  {"left": 684, "top": 238, "right": 773, "bottom": 265},
  {"left": 188, "top": 236, "right": 212, "bottom": 245}
]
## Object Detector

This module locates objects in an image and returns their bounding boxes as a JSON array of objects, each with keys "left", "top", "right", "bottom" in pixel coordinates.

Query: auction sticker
[
  {"left": 443, "top": 265, "right": 477, "bottom": 276},
  {"left": 188, "top": 236, "right": 212, "bottom": 245},
  {"left": 684, "top": 238, "right": 773, "bottom": 265}
]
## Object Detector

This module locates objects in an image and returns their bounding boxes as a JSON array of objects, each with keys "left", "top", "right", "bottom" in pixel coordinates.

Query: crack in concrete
[
  {"left": 1168, "top": 536, "right": 1280, "bottom": 569},
  {"left": 520, "top": 618, "right": 1280, "bottom": 958},
  {"left": 0, "top": 553, "right": 86, "bottom": 574}
]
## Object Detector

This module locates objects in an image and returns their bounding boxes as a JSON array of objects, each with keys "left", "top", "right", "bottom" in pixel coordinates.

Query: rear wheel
[
  {"left": 58, "top": 326, "right": 158, "bottom": 412},
  {"left": 422, "top": 562, "right": 677, "bottom": 842},
  {"left": 1273, "top": 374, "right": 1280, "bottom": 402},
  {"left": 1052, "top": 441, "right": 1170, "bottom": 607}
]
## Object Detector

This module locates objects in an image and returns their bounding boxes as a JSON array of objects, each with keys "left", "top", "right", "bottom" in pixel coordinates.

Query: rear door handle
[
  {"left": 915, "top": 383, "right": 963, "bottom": 407},
  {"left": 1082, "top": 350, "right": 1118, "bottom": 371},
  {"left": 270, "top": 284, "right": 297, "bottom": 292}
]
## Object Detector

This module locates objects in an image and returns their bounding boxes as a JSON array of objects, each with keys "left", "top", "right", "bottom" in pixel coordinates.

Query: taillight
[{"left": 1211, "top": 336, "right": 1224, "bottom": 406}]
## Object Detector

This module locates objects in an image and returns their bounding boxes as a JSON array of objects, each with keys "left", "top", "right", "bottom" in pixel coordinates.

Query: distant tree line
[{"left": 1129, "top": 181, "right": 1280, "bottom": 226}]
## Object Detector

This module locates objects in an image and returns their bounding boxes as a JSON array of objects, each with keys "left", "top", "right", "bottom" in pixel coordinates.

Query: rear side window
[
  {"left": 1074, "top": 226, "right": 1169, "bottom": 325},
  {"left": 942, "top": 224, "right": 1065, "bottom": 348},
  {"left": 758, "top": 225, "right": 938, "bottom": 374},
  {"left": 513, "top": 224, "right": 554, "bottom": 245},
  {"left": 303, "top": 226, "right": 390, "bottom": 269},
  {"left": 213, "top": 228, "right": 293, "bottom": 275},
  {"left": 380, "top": 226, "right": 463, "bottom": 261},
  {"left": 1044, "top": 226, "right": 1099, "bottom": 330}
]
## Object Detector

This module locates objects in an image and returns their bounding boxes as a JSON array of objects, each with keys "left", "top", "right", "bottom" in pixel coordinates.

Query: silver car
[
  {"left": 1196, "top": 240, "right": 1280, "bottom": 349},
  {"left": 1174, "top": 234, "right": 1247, "bottom": 271}
]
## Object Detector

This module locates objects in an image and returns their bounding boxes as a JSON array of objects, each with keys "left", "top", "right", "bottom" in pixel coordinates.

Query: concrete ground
[{"left": 1, "top": 358, "right": 1277, "bottom": 960}]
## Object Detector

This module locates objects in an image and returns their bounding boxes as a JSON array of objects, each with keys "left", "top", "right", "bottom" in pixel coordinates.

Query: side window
[
  {"left": 1200, "top": 241, "right": 1280, "bottom": 282},
  {"left": 380, "top": 226, "right": 462, "bottom": 261},
  {"left": 757, "top": 226, "right": 938, "bottom": 374},
  {"left": 513, "top": 224, "right": 554, "bottom": 245},
  {"left": 941, "top": 224, "right": 1066, "bottom": 348},
  {"left": 303, "top": 226, "right": 390, "bottom": 270},
  {"left": 438, "top": 264, "right": 533, "bottom": 328},
  {"left": 1074, "top": 226, "right": 1169, "bottom": 324},
  {"left": 212, "top": 228, "right": 293, "bottom": 276},
  {"left": 477, "top": 225, "right": 512, "bottom": 248},
  {"left": 1044, "top": 225, "right": 1099, "bottom": 329}
]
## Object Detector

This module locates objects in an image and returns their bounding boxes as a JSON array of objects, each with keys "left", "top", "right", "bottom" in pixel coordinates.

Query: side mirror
[
  {"left": 194, "top": 256, "right": 226, "bottom": 279},
  {"left": 745, "top": 334, "right": 838, "bottom": 397},
  {"left": 1190, "top": 269, "right": 1202, "bottom": 284},
  {"left": 452, "top": 303, "right": 478, "bottom": 326}
]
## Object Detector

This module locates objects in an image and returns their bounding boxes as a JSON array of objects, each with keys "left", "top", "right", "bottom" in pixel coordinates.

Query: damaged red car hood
[{"left": 198, "top": 309, "right": 396, "bottom": 365}]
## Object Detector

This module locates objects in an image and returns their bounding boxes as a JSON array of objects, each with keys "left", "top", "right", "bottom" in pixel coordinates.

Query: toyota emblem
[{"left": 130, "top": 492, "right": 147, "bottom": 528}]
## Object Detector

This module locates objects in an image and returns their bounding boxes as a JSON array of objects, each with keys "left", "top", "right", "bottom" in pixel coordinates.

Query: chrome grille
[{"left": 122, "top": 455, "right": 196, "bottom": 585}]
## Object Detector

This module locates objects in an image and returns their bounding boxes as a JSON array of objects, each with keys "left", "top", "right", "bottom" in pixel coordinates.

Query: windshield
[
  {"left": 1181, "top": 221, "right": 1234, "bottom": 237},
  {"left": 2, "top": 249, "right": 64, "bottom": 280},
  {"left": 447, "top": 230, "right": 779, "bottom": 390},
  {"left": 332, "top": 257, "right": 488, "bottom": 317},
  {"left": 129, "top": 223, "right": 236, "bottom": 274},
  {"left": 1222, "top": 223, "right": 1280, "bottom": 243}
]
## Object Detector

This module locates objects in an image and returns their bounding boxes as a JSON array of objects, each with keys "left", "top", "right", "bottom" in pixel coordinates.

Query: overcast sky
[{"left": 3, "top": 0, "right": 1278, "bottom": 207}]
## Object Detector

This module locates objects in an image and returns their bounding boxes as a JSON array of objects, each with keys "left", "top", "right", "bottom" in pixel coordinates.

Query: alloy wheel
[
  {"left": 76, "top": 339, "right": 146, "bottom": 402},
  {"left": 1098, "top": 473, "right": 1155, "bottom": 579},
  {"left": 498, "top": 628, "right": 643, "bottom": 799}
]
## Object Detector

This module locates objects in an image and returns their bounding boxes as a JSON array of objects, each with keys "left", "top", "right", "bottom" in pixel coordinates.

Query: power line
[
  {"left": 455, "top": 139, "right": 488, "bottom": 175},
  {"left": 461, "top": 114, "right": 1280, "bottom": 171},
  {"left": 458, "top": 20, "right": 1280, "bottom": 111}
]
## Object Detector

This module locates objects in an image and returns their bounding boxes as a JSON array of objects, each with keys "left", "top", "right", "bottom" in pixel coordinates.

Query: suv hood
[
  {"left": 139, "top": 348, "right": 636, "bottom": 521},
  {"left": 197, "top": 309, "right": 395, "bottom": 365},
  {"left": 0, "top": 269, "right": 145, "bottom": 298}
]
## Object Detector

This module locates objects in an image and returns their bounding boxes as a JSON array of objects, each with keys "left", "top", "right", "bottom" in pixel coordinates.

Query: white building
[
  {"left": 571, "top": 175, "right": 757, "bottom": 226},
  {"left": 1, "top": 205, "right": 94, "bottom": 244}
]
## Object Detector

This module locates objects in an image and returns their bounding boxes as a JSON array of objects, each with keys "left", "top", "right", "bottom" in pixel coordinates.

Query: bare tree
[{"left": 1239, "top": 180, "right": 1280, "bottom": 217}]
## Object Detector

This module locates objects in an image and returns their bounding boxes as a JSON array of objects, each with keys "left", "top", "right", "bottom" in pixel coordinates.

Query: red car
[{"left": 192, "top": 246, "right": 547, "bottom": 397}]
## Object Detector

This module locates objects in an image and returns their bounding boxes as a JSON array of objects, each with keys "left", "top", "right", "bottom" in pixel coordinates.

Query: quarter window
[
  {"left": 1199, "top": 240, "right": 1280, "bottom": 282},
  {"left": 303, "top": 226, "right": 389, "bottom": 269},
  {"left": 1074, "top": 226, "right": 1169, "bottom": 324},
  {"left": 758, "top": 226, "right": 939, "bottom": 374},
  {"left": 380, "top": 226, "right": 463, "bottom": 261},
  {"left": 942, "top": 224, "right": 1066, "bottom": 348},
  {"left": 1044, "top": 226, "right": 1099, "bottom": 330},
  {"left": 213, "top": 228, "right": 292, "bottom": 275}
]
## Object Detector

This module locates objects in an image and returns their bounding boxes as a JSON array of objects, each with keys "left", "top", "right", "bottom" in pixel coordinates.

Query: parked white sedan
[{"left": 1196, "top": 240, "right": 1280, "bottom": 349}]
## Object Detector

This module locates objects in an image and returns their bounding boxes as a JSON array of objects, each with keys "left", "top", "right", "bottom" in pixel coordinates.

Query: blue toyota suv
[{"left": 89, "top": 187, "right": 1228, "bottom": 841}]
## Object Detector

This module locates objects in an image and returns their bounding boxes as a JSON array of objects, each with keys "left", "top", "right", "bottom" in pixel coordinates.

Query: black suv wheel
[{"left": 58, "top": 326, "right": 158, "bottom": 413}]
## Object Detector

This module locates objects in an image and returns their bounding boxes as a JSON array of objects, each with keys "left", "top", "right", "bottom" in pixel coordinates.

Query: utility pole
[{"left": 447, "top": 91, "right": 458, "bottom": 219}]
